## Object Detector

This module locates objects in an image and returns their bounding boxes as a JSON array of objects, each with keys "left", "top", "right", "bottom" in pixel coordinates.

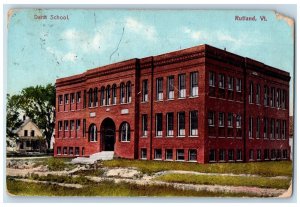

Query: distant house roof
[
  {"left": 13, "top": 118, "right": 43, "bottom": 136},
  {"left": 289, "top": 116, "right": 294, "bottom": 137}
]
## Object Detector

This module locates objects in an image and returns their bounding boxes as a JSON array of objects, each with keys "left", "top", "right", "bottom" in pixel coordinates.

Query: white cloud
[
  {"left": 183, "top": 27, "right": 202, "bottom": 40},
  {"left": 62, "top": 52, "right": 77, "bottom": 62},
  {"left": 125, "top": 17, "right": 157, "bottom": 40},
  {"left": 46, "top": 46, "right": 78, "bottom": 63}
]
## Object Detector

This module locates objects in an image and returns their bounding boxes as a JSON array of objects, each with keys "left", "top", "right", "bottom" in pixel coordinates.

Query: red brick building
[{"left": 54, "top": 44, "right": 290, "bottom": 163}]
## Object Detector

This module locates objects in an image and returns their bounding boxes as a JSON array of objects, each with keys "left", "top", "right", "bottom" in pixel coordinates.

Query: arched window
[
  {"left": 88, "top": 88, "right": 93, "bottom": 107},
  {"left": 112, "top": 84, "right": 117, "bottom": 105},
  {"left": 120, "top": 122, "right": 130, "bottom": 142},
  {"left": 89, "top": 124, "right": 97, "bottom": 142},
  {"left": 120, "top": 83, "right": 125, "bottom": 104},
  {"left": 106, "top": 85, "right": 111, "bottom": 106},
  {"left": 126, "top": 81, "right": 132, "bottom": 103},
  {"left": 94, "top": 87, "right": 98, "bottom": 107},
  {"left": 100, "top": 86, "right": 105, "bottom": 106}
]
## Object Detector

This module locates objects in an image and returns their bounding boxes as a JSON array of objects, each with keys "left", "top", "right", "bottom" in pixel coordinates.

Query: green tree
[
  {"left": 17, "top": 84, "right": 56, "bottom": 148},
  {"left": 6, "top": 94, "right": 23, "bottom": 137}
]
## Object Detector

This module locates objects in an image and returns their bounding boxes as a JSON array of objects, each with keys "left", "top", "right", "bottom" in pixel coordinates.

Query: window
[
  {"left": 270, "top": 87, "right": 275, "bottom": 107},
  {"left": 190, "top": 111, "right": 198, "bottom": 136},
  {"left": 190, "top": 72, "right": 198, "bottom": 97},
  {"left": 271, "top": 149, "right": 276, "bottom": 160},
  {"left": 178, "top": 112, "right": 185, "bottom": 136},
  {"left": 156, "top": 78, "right": 163, "bottom": 101},
  {"left": 189, "top": 149, "right": 197, "bottom": 161},
  {"left": 178, "top": 74, "right": 186, "bottom": 98},
  {"left": 82, "top": 147, "right": 85, "bottom": 156},
  {"left": 257, "top": 149, "right": 261, "bottom": 160},
  {"left": 282, "top": 149, "right": 288, "bottom": 159},
  {"left": 142, "top": 80, "right": 148, "bottom": 102},
  {"left": 282, "top": 120, "right": 286, "bottom": 139},
  {"left": 167, "top": 76, "right": 174, "bottom": 99},
  {"left": 76, "top": 92, "right": 81, "bottom": 103},
  {"left": 155, "top": 113, "right": 163, "bottom": 137},
  {"left": 93, "top": 88, "right": 98, "bottom": 106},
  {"left": 63, "top": 147, "right": 67, "bottom": 155},
  {"left": 89, "top": 124, "right": 97, "bottom": 142},
  {"left": 276, "top": 89, "right": 280, "bottom": 108},
  {"left": 112, "top": 84, "right": 117, "bottom": 105},
  {"left": 65, "top": 94, "right": 69, "bottom": 104},
  {"left": 57, "top": 147, "right": 61, "bottom": 155},
  {"left": 249, "top": 82, "right": 253, "bottom": 104},
  {"left": 249, "top": 117, "right": 253, "bottom": 138},
  {"left": 256, "top": 84, "right": 260, "bottom": 104},
  {"left": 236, "top": 78, "right": 242, "bottom": 92},
  {"left": 141, "top": 149, "right": 147, "bottom": 160},
  {"left": 218, "top": 74, "right": 225, "bottom": 89},
  {"left": 208, "top": 111, "right": 215, "bottom": 126},
  {"left": 219, "top": 149, "right": 225, "bottom": 161},
  {"left": 75, "top": 147, "right": 79, "bottom": 156},
  {"left": 142, "top": 114, "right": 148, "bottom": 137},
  {"left": 236, "top": 115, "right": 242, "bottom": 128},
  {"left": 270, "top": 119, "right": 275, "bottom": 139},
  {"left": 228, "top": 113, "right": 233, "bottom": 128},
  {"left": 256, "top": 117, "right": 260, "bottom": 138},
  {"left": 209, "top": 72, "right": 215, "bottom": 87},
  {"left": 120, "top": 83, "right": 125, "bottom": 104},
  {"left": 58, "top": 121, "right": 63, "bottom": 131},
  {"left": 126, "top": 81, "right": 132, "bottom": 103},
  {"left": 264, "top": 149, "right": 269, "bottom": 160},
  {"left": 277, "top": 149, "right": 281, "bottom": 159},
  {"left": 83, "top": 90, "right": 87, "bottom": 108},
  {"left": 228, "top": 149, "right": 234, "bottom": 161},
  {"left": 24, "top": 130, "right": 28, "bottom": 137},
  {"left": 263, "top": 117, "right": 268, "bottom": 139},
  {"left": 237, "top": 149, "right": 242, "bottom": 161},
  {"left": 70, "top": 120, "right": 75, "bottom": 131},
  {"left": 154, "top": 149, "right": 162, "bottom": 160},
  {"left": 165, "top": 149, "right": 173, "bottom": 160},
  {"left": 100, "top": 87, "right": 105, "bottom": 106},
  {"left": 276, "top": 120, "right": 280, "bottom": 139},
  {"left": 69, "top": 147, "right": 73, "bottom": 156},
  {"left": 59, "top": 95, "right": 63, "bottom": 105},
  {"left": 64, "top": 120, "right": 69, "bottom": 131},
  {"left": 120, "top": 122, "right": 130, "bottom": 142},
  {"left": 167, "top": 113, "right": 174, "bottom": 136},
  {"left": 249, "top": 149, "right": 254, "bottom": 160},
  {"left": 106, "top": 85, "right": 111, "bottom": 105},
  {"left": 282, "top": 90, "right": 287, "bottom": 109},
  {"left": 209, "top": 149, "right": 216, "bottom": 161},
  {"left": 218, "top": 112, "right": 224, "bottom": 127},
  {"left": 228, "top": 76, "right": 234, "bottom": 91},
  {"left": 71, "top": 93, "right": 75, "bottom": 104},
  {"left": 176, "top": 149, "right": 185, "bottom": 161},
  {"left": 88, "top": 89, "right": 93, "bottom": 107},
  {"left": 76, "top": 120, "right": 80, "bottom": 131},
  {"left": 83, "top": 119, "right": 86, "bottom": 137},
  {"left": 264, "top": 86, "right": 269, "bottom": 106}
]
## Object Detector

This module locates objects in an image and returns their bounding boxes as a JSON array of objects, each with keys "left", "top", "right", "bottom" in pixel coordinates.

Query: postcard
[{"left": 6, "top": 9, "right": 294, "bottom": 198}]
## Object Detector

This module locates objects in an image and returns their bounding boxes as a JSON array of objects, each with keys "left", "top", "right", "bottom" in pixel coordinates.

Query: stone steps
[{"left": 71, "top": 151, "right": 114, "bottom": 164}]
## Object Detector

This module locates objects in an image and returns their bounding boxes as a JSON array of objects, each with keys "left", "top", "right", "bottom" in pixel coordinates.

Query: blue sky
[{"left": 7, "top": 9, "right": 294, "bottom": 113}]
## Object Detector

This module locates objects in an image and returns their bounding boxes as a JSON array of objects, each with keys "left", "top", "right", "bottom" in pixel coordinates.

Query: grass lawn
[
  {"left": 33, "top": 157, "right": 75, "bottom": 171},
  {"left": 102, "top": 159, "right": 292, "bottom": 177},
  {"left": 6, "top": 178, "right": 262, "bottom": 197},
  {"left": 155, "top": 173, "right": 291, "bottom": 189}
]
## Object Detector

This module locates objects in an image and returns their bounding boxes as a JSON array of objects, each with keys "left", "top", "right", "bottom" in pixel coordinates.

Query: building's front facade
[{"left": 54, "top": 44, "right": 290, "bottom": 163}]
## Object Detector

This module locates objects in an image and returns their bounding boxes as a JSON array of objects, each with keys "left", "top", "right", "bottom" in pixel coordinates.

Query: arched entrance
[{"left": 100, "top": 118, "right": 116, "bottom": 151}]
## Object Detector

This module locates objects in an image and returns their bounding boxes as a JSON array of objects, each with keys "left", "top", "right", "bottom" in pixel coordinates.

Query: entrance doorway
[{"left": 100, "top": 118, "right": 116, "bottom": 151}]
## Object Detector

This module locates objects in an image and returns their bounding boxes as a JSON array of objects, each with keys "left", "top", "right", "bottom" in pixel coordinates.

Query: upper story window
[
  {"left": 256, "top": 117, "right": 260, "bottom": 138},
  {"left": 282, "top": 120, "right": 286, "bottom": 139},
  {"left": 88, "top": 89, "right": 93, "bottom": 107},
  {"left": 178, "top": 74, "right": 186, "bottom": 98},
  {"left": 106, "top": 85, "right": 111, "bottom": 106},
  {"left": 249, "top": 82, "right": 253, "bottom": 104},
  {"left": 120, "top": 122, "right": 130, "bottom": 142},
  {"left": 218, "top": 74, "right": 225, "bottom": 89},
  {"left": 76, "top": 120, "right": 80, "bottom": 131},
  {"left": 190, "top": 72, "right": 198, "bottom": 97},
  {"left": 263, "top": 117, "right": 268, "bottom": 139},
  {"left": 256, "top": 84, "right": 260, "bottom": 104},
  {"left": 276, "top": 120, "right": 280, "bottom": 139},
  {"left": 58, "top": 121, "right": 63, "bottom": 131},
  {"left": 94, "top": 88, "right": 98, "bottom": 107},
  {"left": 167, "top": 112, "right": 174, "bottom": 136},
  {"left": 100, "top": 86, "right": 105, "bottom": 106},
  {"left": 208, "top": 111, "right": 215, "bottom": 126},
  {"left": 282, "top": 90, "right": 287, "bottom": 109},
  {"left": 59, "top": 95, "right": 63, "bottom": 105},
  {"left": 156, "top": 78, "right": 163, "bottom": 101},
  {"left": 228, "top": 113, "right": 233, "bottom": 128},
  {"left": 76, "top": 92, "right": 81, "bottom": 103},
  {"left": 83, "top": 119, "right": 86, "bottom": 137},
  {"left": 126, "top": 81, "right": 132, "bottom": 103},
  {"left": 276, "top": 89, "right": 280, "bottom": 108},
  {"left": 142, "top": 114, "right": 148, "bottom": 137},
  {"left": 249, "top": 117, "right": 253, "bottom": 138},
  {"left": 155, "top": 113, "right": 163, "bottom": 137},
  {"left": 264, "top": 86, "right": 269, "bottom": 106},
  {"left": 24, "top": 130, "right": 28, "bottom": 137},
  {"left": 236, "top": 115, "right": 242, "bottom": 128},
  {"left": 70, "top": 93, "right": 75, "bottom": 104},
  {"left": 178, "top": 112, "right": 185, "bottom": 136},
  {"left": 83, "top": 90, "right": 87, "bottom": 108},
  {"left": 120, "top": 83, "right": 125, "bottom": 103},
  {"left": 112, "top": 84, "right": 117, "bottom": 105},
  {"left": 218, "top": 112, "right": 224, "bottom": 127},
  {"left": 228, "top": 76, "right": 234, "bottom": 91},
  {"left": 209, "top": 72, "right": 215, "bottom": 87},
  {"left": 270, "top": 87, "right": 275, "bottom": 107},
  {"left": 190, "top": 111, "right": 198, "bottom": 136},
  {"left": 142, "top": 80, "right": 148, "bottom": 102},
  {"left": 89, "top": 124, "right": 97, "bottom": 142},
  {"left": 64, "top": 120, "right": 69, "bottom": 131},
  {"left": 236, "top": 78, "right": 242, "bottom": 92},
  {"left": 64, "top": 94, "right": 69, "bottom": 104},
  {"left": 70, "top": 120, "right": 75, "bottom": 131},
  {"left": 167, "top": 76, "right": 175, "bottom": 99}
]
